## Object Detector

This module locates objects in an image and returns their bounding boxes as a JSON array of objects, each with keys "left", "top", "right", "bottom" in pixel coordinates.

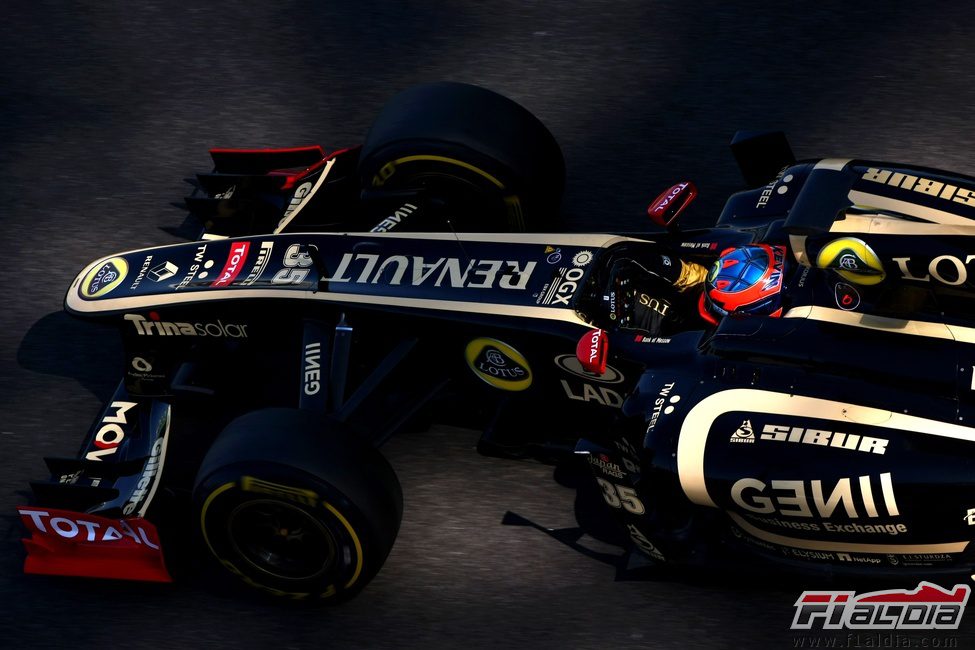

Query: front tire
[
  {"left": 359, "top": 82, "right": 565, "bottom": 231},
  {"left": 193, "top": 409, "right": 402, "bottom": 602}
]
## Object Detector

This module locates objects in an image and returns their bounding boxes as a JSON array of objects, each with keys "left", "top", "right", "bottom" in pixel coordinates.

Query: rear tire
[
  {"left": 193, "top": 408, "right": 402, "bottom": 602},
  {"left": 359, "top": 82, "right": 565, "bottom": 231}
]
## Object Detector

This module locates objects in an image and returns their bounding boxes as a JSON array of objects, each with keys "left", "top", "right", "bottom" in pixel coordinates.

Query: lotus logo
[
  {"left": 553, "top": 354, "right": 624, "bottom": 384},
  {"left": 82, "top": 257, "right": 129, "bottom": 298},
  {"left": 464, "top": 339, "right": 532, "bottom": 392}
]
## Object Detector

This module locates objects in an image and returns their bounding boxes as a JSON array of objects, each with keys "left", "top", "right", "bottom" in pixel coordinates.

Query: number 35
[
  {"left": 595, "top": 478, "right": 645, "bottom": 515},
  {"left": 272, "top": 244, "right": 314, "bottom": 285}
]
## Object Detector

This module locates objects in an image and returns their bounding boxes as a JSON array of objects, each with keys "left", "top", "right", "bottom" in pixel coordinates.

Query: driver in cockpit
[
  {"left": 606, "top": 253, "right": 709, "bottom": 336},
  {"left": 697, "top": 244, "right": 788, "bottom": 325},
  {"left": 609, "top": 238, "right": 886, "bottom": 337},
  {"left": 607, "top": 243, "right": 789, "bottom": 337}
]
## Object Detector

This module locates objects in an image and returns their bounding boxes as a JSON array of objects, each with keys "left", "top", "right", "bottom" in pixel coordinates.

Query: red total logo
[
  {"left": 18, "top": 506, "right": 172, "bottom": 582},
  {"left": 211, "top": 242, "right": 251, "bottom": 287}
]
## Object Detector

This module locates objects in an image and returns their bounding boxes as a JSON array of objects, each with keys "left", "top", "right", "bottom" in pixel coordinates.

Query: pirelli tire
[
  {"left": 359, "top": 81, "right": 565, "bottom": 231},
  {"left": 193, "top": 408, "right": 402, "bottom": 602}
]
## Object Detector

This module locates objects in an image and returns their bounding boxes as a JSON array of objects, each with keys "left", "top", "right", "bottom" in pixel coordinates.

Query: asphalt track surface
[{"left": 4, "top": 2, "right": 975, "bottom": 648}]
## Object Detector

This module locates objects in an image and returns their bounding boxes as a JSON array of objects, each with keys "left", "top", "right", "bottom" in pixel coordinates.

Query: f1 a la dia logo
[
  {"left": 792, "top": 581, "right": 970, "bottom": 630},
  {"left": 82, "top": 257, "right": 129, "bottom": 298},
  {"left": 464, "top": 338, "right": 532, "bottom": 391}
]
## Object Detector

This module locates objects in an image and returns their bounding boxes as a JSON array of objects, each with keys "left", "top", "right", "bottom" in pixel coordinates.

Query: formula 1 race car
[{"left": 19, "top": 82, "right": 975, "bottom": 601}]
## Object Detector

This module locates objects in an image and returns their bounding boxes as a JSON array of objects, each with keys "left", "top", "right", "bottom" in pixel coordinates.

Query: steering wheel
[{"left": 605, "top": 259, "right": 682, "bottom": 333}]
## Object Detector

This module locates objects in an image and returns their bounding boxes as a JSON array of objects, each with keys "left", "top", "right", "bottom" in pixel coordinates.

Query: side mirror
[
  {"left": 576, "top": 328, "right": 608, "bottom": 375},
  {"left": 647, "top": 181, "right": 697, "bottom": 230}
]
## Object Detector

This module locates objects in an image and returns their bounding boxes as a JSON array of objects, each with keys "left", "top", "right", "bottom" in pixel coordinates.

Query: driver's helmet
[{"left": 699, "top": 244, "right": 787, "bottom": 323}]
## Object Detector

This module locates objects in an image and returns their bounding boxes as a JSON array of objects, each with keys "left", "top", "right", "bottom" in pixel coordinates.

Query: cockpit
[{"left": 578, "top": 246, "right": 711, "bottom": 336}]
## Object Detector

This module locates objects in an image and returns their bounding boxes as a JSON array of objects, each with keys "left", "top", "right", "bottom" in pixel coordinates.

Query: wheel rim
[{"left": 227, "top": 499, "right": 336, "bottom": 581}]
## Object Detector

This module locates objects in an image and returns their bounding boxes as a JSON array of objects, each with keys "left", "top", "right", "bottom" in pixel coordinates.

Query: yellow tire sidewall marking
[
  {"left": 323, "top": 501, "right": 364, "bottom": 589},
  {"left": 200, "top": 481, "right": 236, "bottom": 557},
  {"left": 200, "top": 480, "right": 365, "bottom": 591},
  {"left": 373, "top": 155, "right": 505, "bottom": 189}
]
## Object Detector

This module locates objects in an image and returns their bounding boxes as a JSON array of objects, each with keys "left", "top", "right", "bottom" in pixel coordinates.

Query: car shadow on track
[{"left": 17, "top": 311, "right": 122, "bottom": 402}]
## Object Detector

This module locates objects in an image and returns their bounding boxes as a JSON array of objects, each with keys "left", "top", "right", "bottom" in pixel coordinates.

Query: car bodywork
[{"left": 20, "top": 134, "right": 975, "bottom": 588}]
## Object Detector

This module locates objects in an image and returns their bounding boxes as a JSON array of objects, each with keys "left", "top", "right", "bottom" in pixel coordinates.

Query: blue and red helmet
[{"left": 698, "top": 244, "right": 787, "bottom": 324}]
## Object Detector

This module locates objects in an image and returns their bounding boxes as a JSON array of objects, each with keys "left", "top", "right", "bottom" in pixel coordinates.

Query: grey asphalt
[{"left": 3, "top": 2, "right": 975, "bottom": 648}]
